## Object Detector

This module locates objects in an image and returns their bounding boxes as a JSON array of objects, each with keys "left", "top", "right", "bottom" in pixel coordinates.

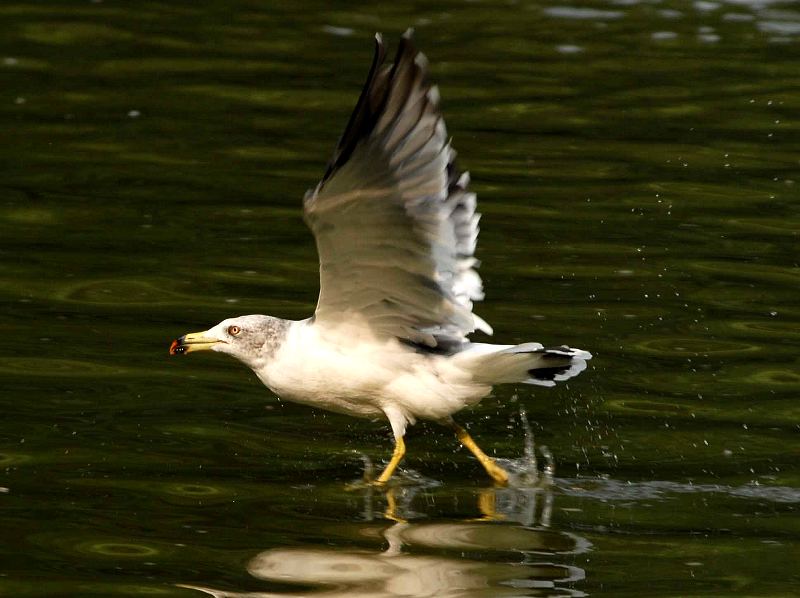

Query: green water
[{"left": 2, "top": 1, "right": 799, "bottom": 596}]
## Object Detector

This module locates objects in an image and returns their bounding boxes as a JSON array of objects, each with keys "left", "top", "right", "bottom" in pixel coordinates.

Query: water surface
[{"left": 1, "top": 0, "right": 799, "bottom": 596}]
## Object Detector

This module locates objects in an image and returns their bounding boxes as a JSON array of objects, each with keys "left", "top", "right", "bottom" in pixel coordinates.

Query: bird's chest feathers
[
  {"left": 253, "top": 336, "right": 395, "bottom": 416},
  {"left": 251, "top": 326, "right": 480, "bottom": 419}
]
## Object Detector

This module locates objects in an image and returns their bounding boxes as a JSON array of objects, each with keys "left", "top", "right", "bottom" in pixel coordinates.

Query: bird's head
[{"left": 169, "top": 314, "right": 289, "bottom": 370}]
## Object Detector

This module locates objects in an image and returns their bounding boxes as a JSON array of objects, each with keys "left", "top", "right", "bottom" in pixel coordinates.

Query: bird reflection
[{"left": 179, "top": 484, "right": 589, "bottom": 598}]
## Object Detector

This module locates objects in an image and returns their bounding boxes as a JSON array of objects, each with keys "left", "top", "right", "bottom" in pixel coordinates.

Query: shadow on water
[
  {"left": 179, "top": 483, "right": 589, "bottom": 598},
  {"left": 174, "top": 473, "right": 800, "bottom": 598}
]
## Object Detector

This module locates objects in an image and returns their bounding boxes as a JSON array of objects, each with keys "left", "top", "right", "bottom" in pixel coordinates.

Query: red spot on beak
[{"left": 169, "top": 339, "right": 180, "bottom": 355}]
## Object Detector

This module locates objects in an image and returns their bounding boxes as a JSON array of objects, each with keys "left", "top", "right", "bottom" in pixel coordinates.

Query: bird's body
[
  {"left": 257, "top": 318, "right": 489, "bottom": 422},
  {"left": 170, "top": 31, "right": 591, "bottom": 485}
]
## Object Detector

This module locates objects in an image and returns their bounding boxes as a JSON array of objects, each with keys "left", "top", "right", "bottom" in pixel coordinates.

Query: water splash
[{"left": 496, "top": 407, "right": 556, "bottom": 490}]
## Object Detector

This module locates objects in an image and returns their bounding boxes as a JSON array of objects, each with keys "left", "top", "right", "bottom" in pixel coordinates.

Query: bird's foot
[{"left": 483, "top": 459, "right": 511, "bottom": 486}]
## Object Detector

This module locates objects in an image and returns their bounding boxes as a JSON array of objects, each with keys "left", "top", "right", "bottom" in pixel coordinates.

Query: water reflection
[{"left": 180, "top": 486, "right": 589, "bottom": 598}]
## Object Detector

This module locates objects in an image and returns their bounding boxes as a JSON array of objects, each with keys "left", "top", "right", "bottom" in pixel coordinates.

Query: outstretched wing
[{"left": 303, "top": 30, "right": 492, "bottom": 348}]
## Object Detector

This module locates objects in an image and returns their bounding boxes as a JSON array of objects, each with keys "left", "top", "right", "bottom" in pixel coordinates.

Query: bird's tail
[{"left": 459, "top": 342, "right": 592, "bottom": 387}]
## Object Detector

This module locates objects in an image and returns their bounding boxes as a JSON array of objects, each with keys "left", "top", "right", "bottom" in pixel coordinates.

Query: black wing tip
[
  {"left": 374, "top": 32, "right": 385, "bottom": 55},
  {"left": 395, "top": 28, "right": 419, "bottom": 65},
  {"left": 375, "top": 27, "right": 414, "bottom": 47},
  {"left": 320, "top": 31, "right": 389, "bottom": 183},
  {"left": 320, "top": 29, "right": 427, "bottom": 187}
]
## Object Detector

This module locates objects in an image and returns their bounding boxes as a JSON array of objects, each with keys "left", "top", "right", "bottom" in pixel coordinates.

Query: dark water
[{"left": 2, "top": 1, "right": 799, "bottom": 596}]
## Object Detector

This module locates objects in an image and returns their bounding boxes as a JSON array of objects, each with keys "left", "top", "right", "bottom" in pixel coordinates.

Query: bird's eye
[{"left": 227, "top": 325, "right": 242, "bottom": 336}]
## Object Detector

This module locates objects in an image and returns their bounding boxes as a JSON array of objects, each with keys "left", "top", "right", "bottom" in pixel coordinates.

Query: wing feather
[{"left": 304, "top": 30, "right": 492, "bottom": 347}]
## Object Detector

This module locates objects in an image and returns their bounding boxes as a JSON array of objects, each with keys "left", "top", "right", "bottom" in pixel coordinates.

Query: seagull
[{"left": 169, "top": 30, "right": 591, "bottom": 486}]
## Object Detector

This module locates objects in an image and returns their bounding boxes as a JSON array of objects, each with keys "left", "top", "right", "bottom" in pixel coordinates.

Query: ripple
[
  {"left": 757, "top": 19, "right": 800, "bottom": 35},
  {"left": 652, "top": 31, "right": 679, "bottom": 40},
  {"left": 745, "top": 369, "right": 800, "bottom": 387},
  {"left": 0, "top": 452, "right": 33, "bottom": 466},
  {"left": 21, "top": 22, "right": 134, "bottom": 45},
  {"left": 727, "top": 320, "right": 800, "bottom": 339},
  {"left": 65, "top": 478, "right": 245, "bottom": 504},
  {"left": 3, "top": 208, "right": 57, "bottom": 225},
  {"left": 693, "top": 1, "right": 720, "bottom": 12},
  {"left": 634, "top": 337, "right": 761, "bottom": 357},
  {"left": 605, "top": 398, "right": 693, "bottom": 417},
  {"left": 164, "top": 483, "right": 224, "bottom": 497},
  {"left": 722, "top": 12, "right": 755, "bottom": 22},
  {"left": 321, "top": 25, "right": 354, "bottom": 37},
  {"left": 29, "top": 532, "right": 172, "bottom": 561},
  {"left": 543, "top": 6, "right": 624, "bottom": 19},
  {"left": 691, "top": 261, "right": 800, "bottom": 286},
  {"left": 556, "top": 44, "right": 584, "bottom": 54},
  {"left": 56, "top": 279, "right": 182, "bottom": 305},
  {"left": 690, "top": 286, "right": 799, "bottom": 315},
  {"left": 603, "top": 392, "right": 798, "bottom": 425},
  {"left": 79, "top": 542, "right": 159, "bottom": 558},
  {"left": 724, "top": 217, "right": 800, "bottom": 235},
  {"left": 558, "top": 477, "right": 800, "bottom": 504},
  {"left": 609, "top": 369, "right": 739, "bottom": 397},
  {"left": 0, "top": 358, "right": 126, "bottom": 377},
  {"left": 96, "top": 58, "right": 294, "bottom": 75}
]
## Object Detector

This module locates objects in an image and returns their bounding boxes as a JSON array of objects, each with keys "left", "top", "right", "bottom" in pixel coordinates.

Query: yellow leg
[
  {"left": 373, "top": 436, "right": 405, "bottom": 486},
  {"left": 451, "top": 421, "right": 509, "bottom": 485}
]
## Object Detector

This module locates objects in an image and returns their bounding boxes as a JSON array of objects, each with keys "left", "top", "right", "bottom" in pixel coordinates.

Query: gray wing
[{"left": 303, "top": 30, "right": 492, "bottom": 348}]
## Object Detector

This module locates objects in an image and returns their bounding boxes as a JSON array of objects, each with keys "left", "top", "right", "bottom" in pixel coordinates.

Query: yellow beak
[{"left": 169, "top": 331, "right": 222, "bottom": 355}]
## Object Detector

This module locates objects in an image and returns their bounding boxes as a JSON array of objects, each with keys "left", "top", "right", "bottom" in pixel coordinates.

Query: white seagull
[{"left": 169, "top": 30, "right": 591, "bottom": 485}]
